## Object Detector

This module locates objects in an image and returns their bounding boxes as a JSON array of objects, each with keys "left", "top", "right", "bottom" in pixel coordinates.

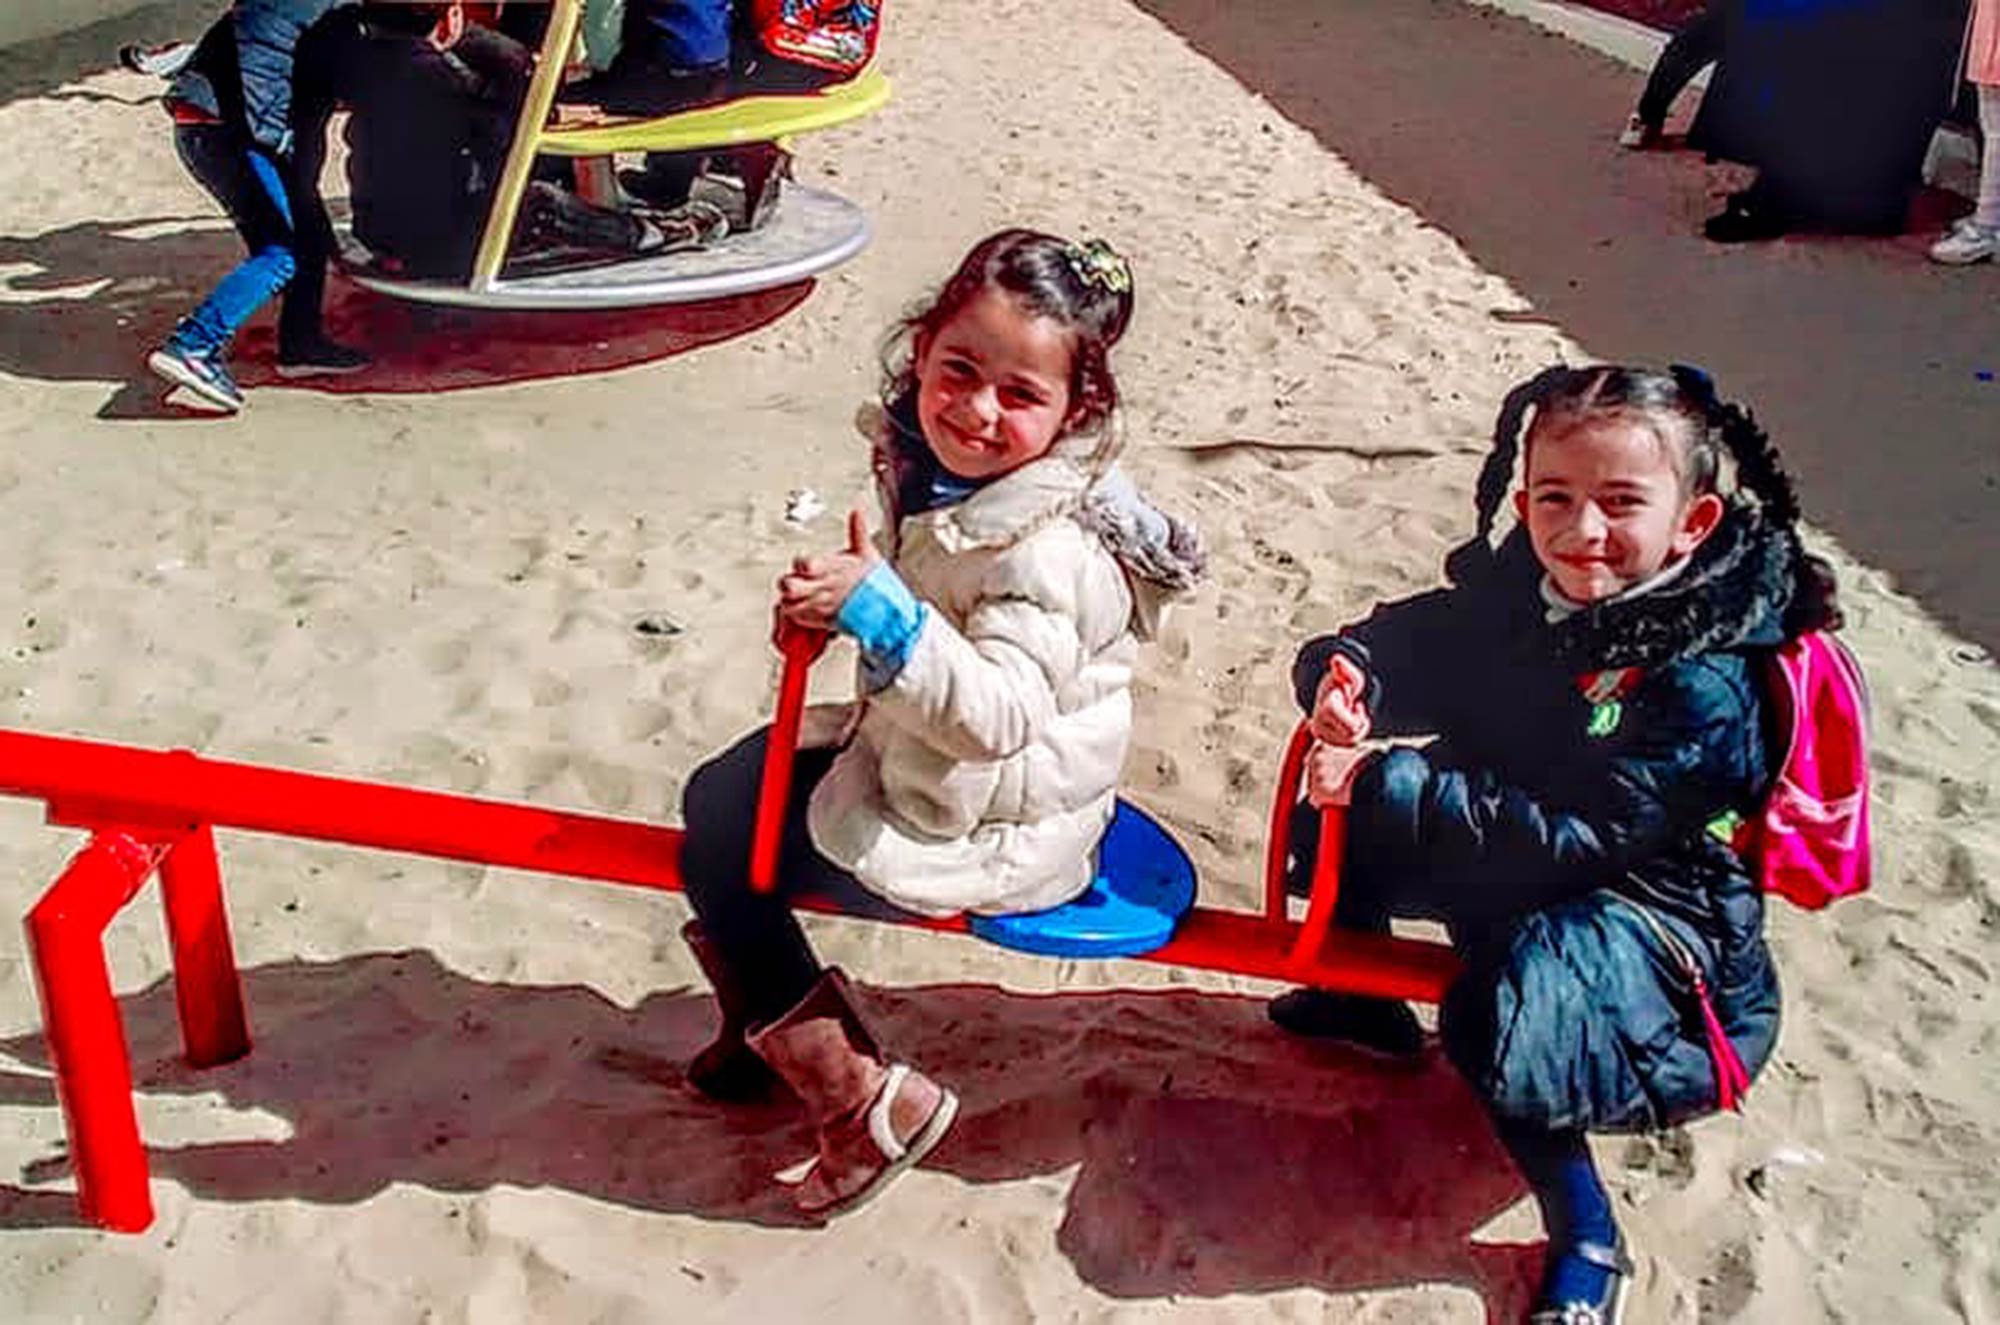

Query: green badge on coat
[{"left": 1586, "top": 700, "right": 1623, "bottom": 738}]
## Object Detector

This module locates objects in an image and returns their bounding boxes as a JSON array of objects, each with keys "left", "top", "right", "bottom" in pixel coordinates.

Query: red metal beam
[{"left": 0, "top": 730, "right": 684, "bottom": 893}]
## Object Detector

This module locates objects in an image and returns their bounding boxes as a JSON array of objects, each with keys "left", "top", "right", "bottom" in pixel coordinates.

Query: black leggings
[{"left": 679, "top": 726, "right": 916, "bottom": 1023}]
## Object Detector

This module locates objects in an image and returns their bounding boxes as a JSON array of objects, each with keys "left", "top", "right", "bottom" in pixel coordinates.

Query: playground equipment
[
  {"left": 343, "top": 0, "right": 892, "bottom": 310},
  {"left": 4, "top": 633, "right": 1459, "bottom": 1233}
]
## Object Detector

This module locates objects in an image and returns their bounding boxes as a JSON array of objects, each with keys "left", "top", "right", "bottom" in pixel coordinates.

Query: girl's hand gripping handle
[{"left": 749, "top": 624, "right": 831, "bottom": 894}]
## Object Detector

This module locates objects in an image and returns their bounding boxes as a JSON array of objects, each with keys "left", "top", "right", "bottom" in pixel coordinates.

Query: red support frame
[
  {"left": 1, "top": 641, "right": 1458, "bottom": 1233},
  {"left": 23, "top": 831, "right": 173, "bottom": 1231}
]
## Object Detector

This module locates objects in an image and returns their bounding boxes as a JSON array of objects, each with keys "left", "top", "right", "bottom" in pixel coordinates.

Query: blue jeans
[
  {"left": 170, "top": 124, "right": 319, "bottom": 357},
  {"left": 628, "top": 0, "right": 733, "bottom": 71}
]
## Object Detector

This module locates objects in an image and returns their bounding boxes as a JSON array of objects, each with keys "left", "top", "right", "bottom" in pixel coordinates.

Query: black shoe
[
  {"left": 1703, "top": 192, "right": 1791, "bottom": 243},
  {"left": 1267, "top": 988, "right": 1425, "bottom": 1058},
  {"left": 276, "top": 337, "right": 370, "bottom": 379},
  {"left": 620, "top": 152, "right": 706, "bottom": 209}
]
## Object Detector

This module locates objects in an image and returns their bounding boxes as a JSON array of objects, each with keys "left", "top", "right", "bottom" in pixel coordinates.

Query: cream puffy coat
[{"left": 803, "top": 422, "right": 1196, "bottom": 918}]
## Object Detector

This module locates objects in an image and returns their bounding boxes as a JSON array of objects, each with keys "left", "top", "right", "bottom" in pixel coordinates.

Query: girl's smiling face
[
  {"left": 1514, "top": 414, "right": 1724, "bottom": 603},
  {"left": 915, "top": 288, "right": 1076, "bottom": 480}
]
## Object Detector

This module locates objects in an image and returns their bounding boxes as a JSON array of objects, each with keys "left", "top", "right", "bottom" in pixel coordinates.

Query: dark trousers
[
  {"left": 1636, "top": 5, "right": 1726, "bottom": 129},
  {"left": 679, "top": 727, "right": 916, "bottom": 1024},
  {"left": 172, "top": 123, "right": 322, "bottom": 355}
]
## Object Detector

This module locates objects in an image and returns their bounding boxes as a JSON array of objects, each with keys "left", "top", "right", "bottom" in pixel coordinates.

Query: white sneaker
[
  {"left": 1617, "top": 112, "right": 1658, "bottom": 150},
  {"left": 1929, "top": 218, "right": 1999, "bottom": 266}
]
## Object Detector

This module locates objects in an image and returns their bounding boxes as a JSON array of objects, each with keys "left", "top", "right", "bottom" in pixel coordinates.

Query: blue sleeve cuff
[{"left": 837, "top": 561, "right": 928, "bottom": 692}]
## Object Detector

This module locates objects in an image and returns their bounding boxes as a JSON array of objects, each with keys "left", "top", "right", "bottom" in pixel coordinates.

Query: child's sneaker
[
  {"left": 1616, "top": 112, "right": 1658, "bottom": 150},
  {"left": 146, "top": 342, "right": 244, "bottom": 412},
  {"left": 119, "top": 40, "right": 197, "bottom": 78},
  {"left": 1267, "top": 988, "right": 1426, "bottom": 1058},
  {"left": 275, "top": 337, "right": 371, "bottom": 378},
  {"left": 1928, "top": 218, "right": 1999, "bottom": 266}
]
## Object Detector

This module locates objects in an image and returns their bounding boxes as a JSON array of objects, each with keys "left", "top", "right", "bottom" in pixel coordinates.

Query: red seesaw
[{"left": 3, "top": 630, "right": 1458, "bottom": 1232}]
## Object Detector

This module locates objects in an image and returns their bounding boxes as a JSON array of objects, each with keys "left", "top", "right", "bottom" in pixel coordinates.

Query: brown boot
[
  {"left": 746, "top": 969, "right": 959, "bottom": 1218},
  {"left": 681, "top": 920, "right": 780, "bottom": 1102}
]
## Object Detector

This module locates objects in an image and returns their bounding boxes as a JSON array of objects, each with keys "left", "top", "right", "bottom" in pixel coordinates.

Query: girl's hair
[
  {"left": 1445, "top": 363, "right": 1841, "bottom": 631},
  {"left": 880, "top": 229, "right": 1136, "bottom": 454}
]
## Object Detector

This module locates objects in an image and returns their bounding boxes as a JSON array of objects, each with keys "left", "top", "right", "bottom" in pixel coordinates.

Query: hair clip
[
  {"left": 1670, "top": 361, "right": 1720, "bottom": 410},
  {"left": 1062, "top": 238, "right": 1132, "bottom": 296}
]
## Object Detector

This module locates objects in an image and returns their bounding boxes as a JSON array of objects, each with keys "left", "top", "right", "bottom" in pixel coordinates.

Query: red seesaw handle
[
  {"left": 749, "top": 625, "right": 832, "bottom": 893},
  {"left": 1263, "top": 720, "right": 1349, "bottom": 969}
]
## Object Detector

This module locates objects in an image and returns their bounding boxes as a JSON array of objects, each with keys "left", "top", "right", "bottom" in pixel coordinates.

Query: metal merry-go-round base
[{"left": 342, "top": 184, "right": 871, "bottom": 311}]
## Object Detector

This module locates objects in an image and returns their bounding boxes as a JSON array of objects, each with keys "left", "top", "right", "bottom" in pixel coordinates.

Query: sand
[{"left": 2, "top": 0, "right": 1997, "bottom": 1321}]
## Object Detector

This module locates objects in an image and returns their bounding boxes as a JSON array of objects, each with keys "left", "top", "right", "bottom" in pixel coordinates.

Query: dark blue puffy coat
[
  {"left": 1292, "top": 510, "right": 1803, "bottom": 1132},
  {"left": 168, "top": 0, "right": 359, "bottom": 155}
]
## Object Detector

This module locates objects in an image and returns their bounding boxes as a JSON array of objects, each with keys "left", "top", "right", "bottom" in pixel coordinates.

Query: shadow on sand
[
  {"left": 0, "top": 217, "right": 814, "bottom": 418},
  {"left": 0, "top": 948, "right": 1539, "bottom": 1318},
  {"left": 1133, "top": 0, "right": 2000, "bottom": 655}
]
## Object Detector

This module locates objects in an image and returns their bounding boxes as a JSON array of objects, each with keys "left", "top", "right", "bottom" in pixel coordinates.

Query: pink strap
[{"left": 1695, "top": 976, "right": 1752, "bottom": 1112}]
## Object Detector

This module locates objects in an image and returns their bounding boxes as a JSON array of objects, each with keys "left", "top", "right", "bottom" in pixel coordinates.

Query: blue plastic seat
[{"left": 968, "top": 800, "right": 1196, "bottom": 959}]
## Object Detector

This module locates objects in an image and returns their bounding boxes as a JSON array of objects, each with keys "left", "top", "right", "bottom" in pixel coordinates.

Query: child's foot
[
  {"left": 146, "top": 342, "right": 243, "bottom": 412},
  {"left": 1266, "top": 988, "right": 1425, "bottom": 1058},
  {"left": 119, "top": 40, "right": 196, "bottom": 78},
  {"left": 1616, "top": 112, "right": 1659, "bottom": 150},
  {"left": 276, "top": 337, "right": 371, "bottom": 379},
  {"left": 1928, "top": 218, "right": 1999, "bottom": 266},
  {"left": 1528, "top": 1238, "right": 1632, "bottom": 1324},
  {"left": 1703, "top": 190, "right": 1792, "bottom": 243}
]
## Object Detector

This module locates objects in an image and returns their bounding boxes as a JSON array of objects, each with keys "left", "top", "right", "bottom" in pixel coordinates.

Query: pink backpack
[{"left": 1751, "top": 631, "right": 1872, "bottom": 909}]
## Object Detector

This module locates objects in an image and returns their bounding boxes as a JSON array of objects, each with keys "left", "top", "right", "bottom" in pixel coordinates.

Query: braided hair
[{"left": 1445, "top": 363, "right": 1840, "bottom": 632}]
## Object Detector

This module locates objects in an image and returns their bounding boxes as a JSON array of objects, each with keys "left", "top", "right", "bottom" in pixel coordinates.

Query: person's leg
[
  {"left": 1491, "top": 1122, "right": 1630, "bottom": 1316},
  {"left": 562, "top": 0, "right": 733, "bottom": 113},
  {"left": 172, "top": 138, "right": 298, "bottom": 352},
  {"left": 1932, "top": 85, "right": 2000, "bottom": 263},
  {"left": 1631, "top": 5, "right": 1727, "bottom": 138},
  {"left": 1980, "top": 86, "right": 2000, "bottom": 228},
  {"left": 148, "top": 126, "right": 298, "bottom": 408},
  {"left": 679, "top": 726, "right": 957, "bottom": 1215},
  {"left": 679, "top": 728, "right": 854, "bottom": 1027}
]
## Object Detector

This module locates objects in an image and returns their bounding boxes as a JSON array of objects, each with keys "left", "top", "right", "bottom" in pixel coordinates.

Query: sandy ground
[{"left": 1, "top": 1, "right": 1997, "bottom": 1321}]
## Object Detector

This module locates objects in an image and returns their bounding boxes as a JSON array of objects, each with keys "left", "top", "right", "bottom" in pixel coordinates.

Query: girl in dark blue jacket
[{"left": 1278, "top": 365, "right": 1840, "bottom": 1324}]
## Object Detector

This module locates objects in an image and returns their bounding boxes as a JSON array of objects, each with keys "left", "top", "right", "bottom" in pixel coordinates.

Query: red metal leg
[
  {"left": 1267, "top": 720, "right": 1353, "bottom": 968},
  {"left": 750, "top": 626, "right": 829, "bottom": 894},
  {"left": 159, "top": 825, "right": 250, "bottom": 1069},
  {"left": 1287, "top": 807, "right": 1347, "bottom": 970},
  {"left": 1265, "top": 723, "right": 1315, "bottom": 923},
  {"left": 22, "top": 831, "right": 171, "bottom": 1232}
]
